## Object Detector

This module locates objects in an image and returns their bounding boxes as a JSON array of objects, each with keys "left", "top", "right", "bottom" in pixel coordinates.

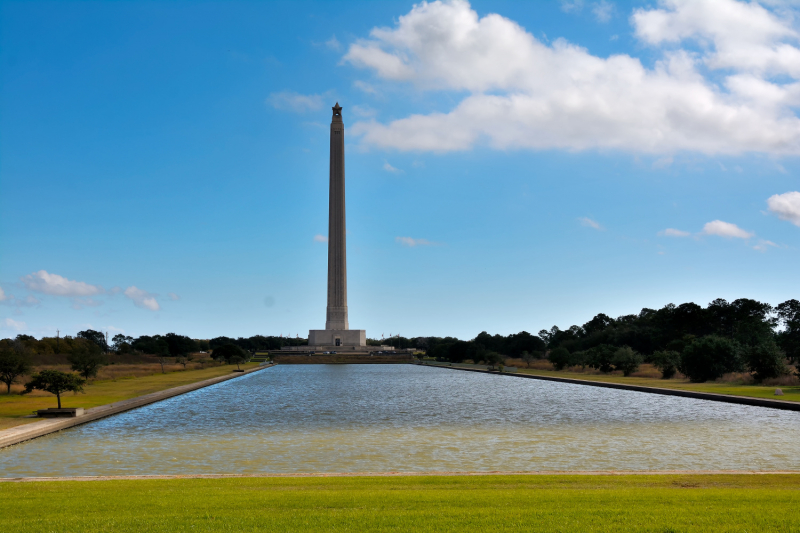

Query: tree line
[
  {"left": 0, "top": 330, "right": 267, "bottom": 399},
  {"left": 367, "top": 298, "right": 800, "bottom": 383}
]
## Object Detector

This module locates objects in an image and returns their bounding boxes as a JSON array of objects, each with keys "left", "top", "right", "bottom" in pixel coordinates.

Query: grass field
[
  {"left": 0, "top": 363, "right": 258, "bottom": 430},
  {"left": 1, "top": 474, "right": 798, "bottom": 532}
]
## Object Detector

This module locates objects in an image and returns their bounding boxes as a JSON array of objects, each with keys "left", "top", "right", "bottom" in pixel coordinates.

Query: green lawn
[
  {"left": 1, "top": 474, "right": 798, "bottom": 532},
  {"left": 507, "top": 367, "right": 800, "bottom": 403},
  {"left": 0, "top": 363, "right": 259, "bottom": 430}
]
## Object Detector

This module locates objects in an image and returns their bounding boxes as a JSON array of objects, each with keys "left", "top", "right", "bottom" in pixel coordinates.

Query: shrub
[
  {"left": 548, "top": 347, "right": 571, "bottom": 370},
  {"left": 744, "top": 339, "right": 788, "bottom": 382},
  {"left": 680, "top": 336, "right": 743, "bottom": 383},
  {"left": 484, "top": 351, "right": 504, "bottom": 369},
  {"left": 651, "top": 350, "right": 681, "bottom": 379},
  {"left": 612, "top": 346, "right": 642, "bottom": 376},
  {"left": 587, "top": 344, "right": 616, "bottom": 373}
]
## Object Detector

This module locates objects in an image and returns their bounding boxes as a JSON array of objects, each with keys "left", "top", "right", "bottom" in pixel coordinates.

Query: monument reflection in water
[{"left": 1, "top": 364, "right": 799, "bottom": 477}]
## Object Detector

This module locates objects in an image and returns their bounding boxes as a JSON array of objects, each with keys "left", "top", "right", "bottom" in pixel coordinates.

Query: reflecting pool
[{"left": 1, "top": 364, "right": 798, "bottom": 477}]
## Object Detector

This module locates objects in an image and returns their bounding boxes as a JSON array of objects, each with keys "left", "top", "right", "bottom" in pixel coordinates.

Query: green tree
[
  {"left": 611, "top": 346, "right": 642, "bottom": 377},
  {"left": 680, "top": 336, "right": 743, "bottom": 383},
  {"left": 211, "top": 344, "right": 248, "bottom": 369},
  {"left": 23, "top": 370, "right": 85, "bottom": 409},
  {"left": 67, "top": 340, "right": 107, "bottom": 380},
  {"left": 484, "top": 351, "right": 503, "bottom": 370},
  {"left": 0, "top": 345, "right": 32, "bottom": 393},
  {"left": 776, "top": 299, "right": 800, "bottom": 369},
  {"left": 651, "top": 350, "right": 680, "bottom": 379},
  {"left": 586, "top": 344, "right": 616, "bottom": 373},
  {"left": 77, "top": 329, "right": 107, "bottom": 352},
  {"left": 548, "top": 347, "right": 571, "bottom": 370},
  {"left": 744, "top": 339, "right": 788, "bottom": 382},
  {"left": 111, "top": 334, "right": 133, "bottom": 354},
  {"left": 154, "top": 339, "right": 170, "bottom": 373}
]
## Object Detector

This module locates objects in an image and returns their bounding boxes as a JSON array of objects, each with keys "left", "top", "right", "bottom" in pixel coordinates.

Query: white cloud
[
  {"left": 22, "top": 270, "right": 104, "bottom": 297},
  {"left": 753, "top": 239, "right": 779, "bottom": 251},
  {"left": 659, "top": 228, "right": 690, "bottom": 237},
  {"left": 268, "top": 91, "right": 325, "bottom": 113},
  {"left": 579, "top": 217, "right": 603, "bottom": 230},
  {"left": 632, "top": 0, "right": 800, "bottom": 75},
  {"left": 396, "top": 236, "right": 437, "bottom": 246},
  {"left": 593, "top": 1, "right": 615, "bottom": 23},
  {"left": 0, "top": 288, "right": 5, "bottom": 301},
  {"left": 314, "top": 234, "right": 328, "bottom": 243},
  {"left": 561, "top": 0, "right": 585, "bottom": 14},
  {"left": 767, "top": 190, "right": 800, "bottom": 226},
  {"left": 702, "top": 220, "right": 754, "bottom": 239},
  {"left": 383, "top": 161, "right": 403, "bottom": 173},
  {"left": 344, "top": 0, "right": 800, "bottom": 155},
  {"left": 168, "top": 292, "right": 181, "bottom": 301},
  {"left": 2, "top": 318, "right": 27, "bottom": 331},
  {"left": 124, "top": 286, "right": 160, "bottom": 311},
  {"left": 326, "top": 35, "right": 342, "bottom": 51}
]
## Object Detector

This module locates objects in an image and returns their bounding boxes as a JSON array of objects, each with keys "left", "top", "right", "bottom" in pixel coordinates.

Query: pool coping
[
  {"left": 0, "top": 364, "right": 275, "bottom": 449},
  {"left": 423, "top": 363, "right": 800, "bottom": 411},
  {"left": 2, "top": 470, "right": 799, "bottom": 482}
]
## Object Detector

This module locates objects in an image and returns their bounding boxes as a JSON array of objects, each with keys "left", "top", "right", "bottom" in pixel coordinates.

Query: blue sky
[{"left": 1, "top": 0, "right": 799, "bottom": 341}]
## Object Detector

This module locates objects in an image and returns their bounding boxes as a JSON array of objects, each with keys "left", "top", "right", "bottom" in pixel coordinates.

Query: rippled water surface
[{"left": 1, "top": 364, "right": 799, "bottom": 476}]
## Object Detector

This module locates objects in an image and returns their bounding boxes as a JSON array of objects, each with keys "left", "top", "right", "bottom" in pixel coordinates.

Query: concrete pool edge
[
  {"left": 2, "top": 470, "right": 800, "bottom": 482},
  {"left": 0, "top": 364, "right": 275, "bottom": 449},
  {"left": 423, "top": 363, "right": 800, "bottom": 411}
]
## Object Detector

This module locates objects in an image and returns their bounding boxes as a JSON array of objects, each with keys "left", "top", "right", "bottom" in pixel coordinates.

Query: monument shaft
[{"left": 326, "top": 103, "right": 348, "bottom": 330}]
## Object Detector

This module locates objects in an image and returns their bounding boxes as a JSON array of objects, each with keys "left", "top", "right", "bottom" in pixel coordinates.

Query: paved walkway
[{"left": 0, "top": 364, "right": 274, "bottom": 449}]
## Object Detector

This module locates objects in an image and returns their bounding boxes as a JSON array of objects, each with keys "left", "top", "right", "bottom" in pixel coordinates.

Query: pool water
[{"left": 1, "top": 364, "right": 798, "bottom": 477}]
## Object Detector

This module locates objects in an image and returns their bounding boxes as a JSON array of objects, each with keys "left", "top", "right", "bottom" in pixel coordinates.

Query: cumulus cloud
[
  {"left": 345, "top": 0, "right": 800, "bottom": 154},
  {"left": 767, "top": 191, "right": 800, "bottom": 226},
  {"left": 702, "top": 220, "right": 754, "bottom": 239},
  {"left": 167, "top": 292, "right": 181, "bottom": 301},
  {"left": 22, "top": 270, "right": 103, "bottom": 297},
  {"left": 124, "top": 286, "right": 160, "bottom": 311},
  {"left": 659, "top": 228, "right": 690, "bottom": 237},
  {"left": 314, "top": 234, "right": 328, "bottom": 243},
  {"left": 396, "top": 236, "right": 437, "bottom": 246},
  {"left": 632, "top": 0, "right": 799, "bottom": 75},
  {"left": 579, "top": 217, "right": 603, "bottom": 230},
  {"left": 268, "top": 91, "right": 325, "bottom": 113},
  {"left": 0, "top": 288, "right": 6, "bottom": 301}
]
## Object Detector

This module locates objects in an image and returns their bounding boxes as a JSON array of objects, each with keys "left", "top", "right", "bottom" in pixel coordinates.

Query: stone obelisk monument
[
  {"left": 325, "top": 102, "right": 348, "bottom": 330},
  {"left": 307, "top": 103, "right": 366, "bottom": 349}
]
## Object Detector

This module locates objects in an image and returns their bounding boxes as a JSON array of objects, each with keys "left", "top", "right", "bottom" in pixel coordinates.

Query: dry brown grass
[{"left": 4, "top": 361, "right": 220, "bottom": 395}]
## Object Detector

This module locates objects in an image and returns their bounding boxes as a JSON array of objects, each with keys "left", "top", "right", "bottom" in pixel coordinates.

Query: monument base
[{"left": 308, "top": 329, "right": 366, "bottom": 347}]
